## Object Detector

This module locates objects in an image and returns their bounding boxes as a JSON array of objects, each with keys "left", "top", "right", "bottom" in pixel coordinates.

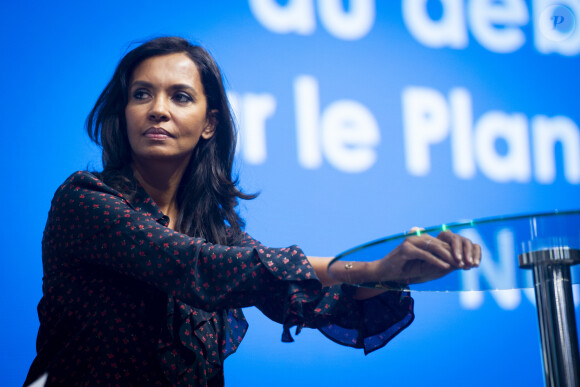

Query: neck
[{"left": 131, "top": 158, "right": 189, "bottom": 227}]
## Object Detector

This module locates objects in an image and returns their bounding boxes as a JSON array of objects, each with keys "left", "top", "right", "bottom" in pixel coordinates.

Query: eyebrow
[{"left": 129, "top": 80, "right": 199, "bottom": 96}]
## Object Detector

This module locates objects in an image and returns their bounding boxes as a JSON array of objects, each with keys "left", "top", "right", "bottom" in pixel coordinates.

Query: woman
[{"left": 25, "top": 37, "right": 480, "bottom": 386}]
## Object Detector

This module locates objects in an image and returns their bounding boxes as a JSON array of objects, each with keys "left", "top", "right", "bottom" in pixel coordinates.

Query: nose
[{"left": 148, "top": 96, "right": 170, "bottom": 122}]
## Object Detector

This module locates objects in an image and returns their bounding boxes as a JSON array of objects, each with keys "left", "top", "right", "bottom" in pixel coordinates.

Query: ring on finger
[{"left": 425, "top": 239, "right": 432, "bottom": 249}]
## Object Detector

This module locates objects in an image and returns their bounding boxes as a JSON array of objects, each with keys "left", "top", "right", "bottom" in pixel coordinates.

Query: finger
[
  {"left": 437, "top": 231, "right": 466, "bottom": 267},
  {"left": 461, "top": 237, "right": 474, "bottom": 267},
  {"left": 474, "top": 243, "right": 482, "bottom": 266},
  {"left": 459, "top": 240, "right": 480, "bottom": 269},
  {"left": 429, "top": 239, "right": 457, "bottom": 266},
  {"left": 406, "top": 237, "right": 453, "bottom": 270},
  {"left": 418, "top": 235, "right": 459, "bottom": 267}
]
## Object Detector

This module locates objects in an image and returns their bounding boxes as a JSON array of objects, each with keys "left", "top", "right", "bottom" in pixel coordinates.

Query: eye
[
  {"left": 132, "top": 89, "right": 151, "bottom": 100},
  {"left": 173, "top": 92, "right": 193, "bottom": 104}
]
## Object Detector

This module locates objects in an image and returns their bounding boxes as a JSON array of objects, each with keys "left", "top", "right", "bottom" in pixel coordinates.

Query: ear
[{"left": 202, "top": 109, "right": 218, "bottom": 140}]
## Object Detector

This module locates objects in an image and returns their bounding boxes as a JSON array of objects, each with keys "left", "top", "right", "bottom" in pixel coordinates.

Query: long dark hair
[{"left": 86, "top": 37, "right": 256, "bottom": 244}]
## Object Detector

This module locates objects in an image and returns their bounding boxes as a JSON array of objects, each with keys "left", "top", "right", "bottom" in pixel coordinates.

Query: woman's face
[{"left": 125, "top": 53, "right": 215, "bottom": 166}]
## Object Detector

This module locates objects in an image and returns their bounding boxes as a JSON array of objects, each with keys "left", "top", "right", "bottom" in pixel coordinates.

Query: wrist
[{"left": 336, "top": 261, "right": 373, "bottom": 285}]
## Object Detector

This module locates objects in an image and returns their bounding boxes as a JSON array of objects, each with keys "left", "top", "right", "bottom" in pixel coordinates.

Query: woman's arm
[
  {"left": 45, "top": 171, "right": 321, "bottom": 312},
  {"left": 306, "top": 257, "right": 339, "bottom": 287},
  {"left": 307, "top": 231, "right": 481, "bottom": 300},
  {"left": 306, "top": 257, "right": 390, "bottom": 299}
]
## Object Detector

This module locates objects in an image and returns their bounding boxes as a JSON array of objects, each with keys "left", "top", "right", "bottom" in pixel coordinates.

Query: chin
[{"left": 133, "top": 151, "right": 190, "bottom": 165}]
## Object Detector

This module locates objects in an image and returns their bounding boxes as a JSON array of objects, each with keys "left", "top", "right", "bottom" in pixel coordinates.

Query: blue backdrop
[{"left": 2, "top": 1, "right": 580, "bottom": 386}]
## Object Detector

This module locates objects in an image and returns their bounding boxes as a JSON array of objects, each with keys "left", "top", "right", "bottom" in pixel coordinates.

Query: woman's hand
[
  {"left": 327, "top": 230, "right": 481, "bottom": 291},
  {"left": 311, "top": 230, "right": 481, "bottom": 300},
  {"left": 366, "top": 230, "right": 481, "bottom": 285}
]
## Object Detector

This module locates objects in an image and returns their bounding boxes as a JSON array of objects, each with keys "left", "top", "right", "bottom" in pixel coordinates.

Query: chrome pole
[{"left": 519, "top": 248, "right": 580, "bottom": 387}]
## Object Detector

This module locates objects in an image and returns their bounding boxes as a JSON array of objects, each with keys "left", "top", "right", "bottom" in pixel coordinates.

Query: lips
[{"left": 143, "top": 127, "right": 172, "bottom": 139}]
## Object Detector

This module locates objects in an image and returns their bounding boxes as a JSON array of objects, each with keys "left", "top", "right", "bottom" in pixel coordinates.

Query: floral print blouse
[{"left": 25, "top": 171, "right": 414, "bottom": 386}]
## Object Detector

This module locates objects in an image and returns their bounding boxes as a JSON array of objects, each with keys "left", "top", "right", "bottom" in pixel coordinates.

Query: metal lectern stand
[
  {"left": 329, "top": 210, "right": 580, "bottom": 387},
  {"left": 519, "top": 248, "right": 580, "bottom": 387}
]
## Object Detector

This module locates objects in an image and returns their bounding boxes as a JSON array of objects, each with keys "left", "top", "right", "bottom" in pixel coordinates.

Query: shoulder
[
  {"left": 47, "top": 171, "right": 139, "bottom": 226},
  {"left": 61, "top": 170, "right": 103, "bottom": 186},
  {"left": 233, "top": 230, "right": 267, "bottom": 248},
  {"left": 53, "top": 170, "right": 124, "bottom": 202}
]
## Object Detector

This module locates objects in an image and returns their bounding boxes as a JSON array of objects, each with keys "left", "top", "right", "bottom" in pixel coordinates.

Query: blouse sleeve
[
  {"left": 43, "top": 171, "right": 321, "bottom": 315},
  {"left": 237, "top": 233, "right": 415, "bottom": 355}
]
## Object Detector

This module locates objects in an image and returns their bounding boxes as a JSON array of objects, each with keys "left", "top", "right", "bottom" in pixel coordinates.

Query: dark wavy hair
[{"left": 86, "top": 36, "right": 256, "bottom": 244}]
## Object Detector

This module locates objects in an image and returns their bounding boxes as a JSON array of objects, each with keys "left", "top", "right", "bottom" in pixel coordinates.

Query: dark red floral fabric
[{"left": 25, "top": 171, "right": 414, "bottom": 386}]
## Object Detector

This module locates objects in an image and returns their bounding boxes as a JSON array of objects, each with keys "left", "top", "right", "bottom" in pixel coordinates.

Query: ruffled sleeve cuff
[
  {"left": 237, "top": 233, "right": 414, "bottom": 354},
  {"left": 255, "top": 251, "right": 414, "bottom": 353},
  {"left": 249, "top": 244, "right": 325, "bottom": 342},
  {"left": 315, "top": 285, "right": 414, "bottom": 354}
]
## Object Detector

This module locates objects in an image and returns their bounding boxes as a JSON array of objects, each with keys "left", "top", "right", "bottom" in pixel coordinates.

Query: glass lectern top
[{"left": 327, "top": 210, "right": 580, "bottom": 292}]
